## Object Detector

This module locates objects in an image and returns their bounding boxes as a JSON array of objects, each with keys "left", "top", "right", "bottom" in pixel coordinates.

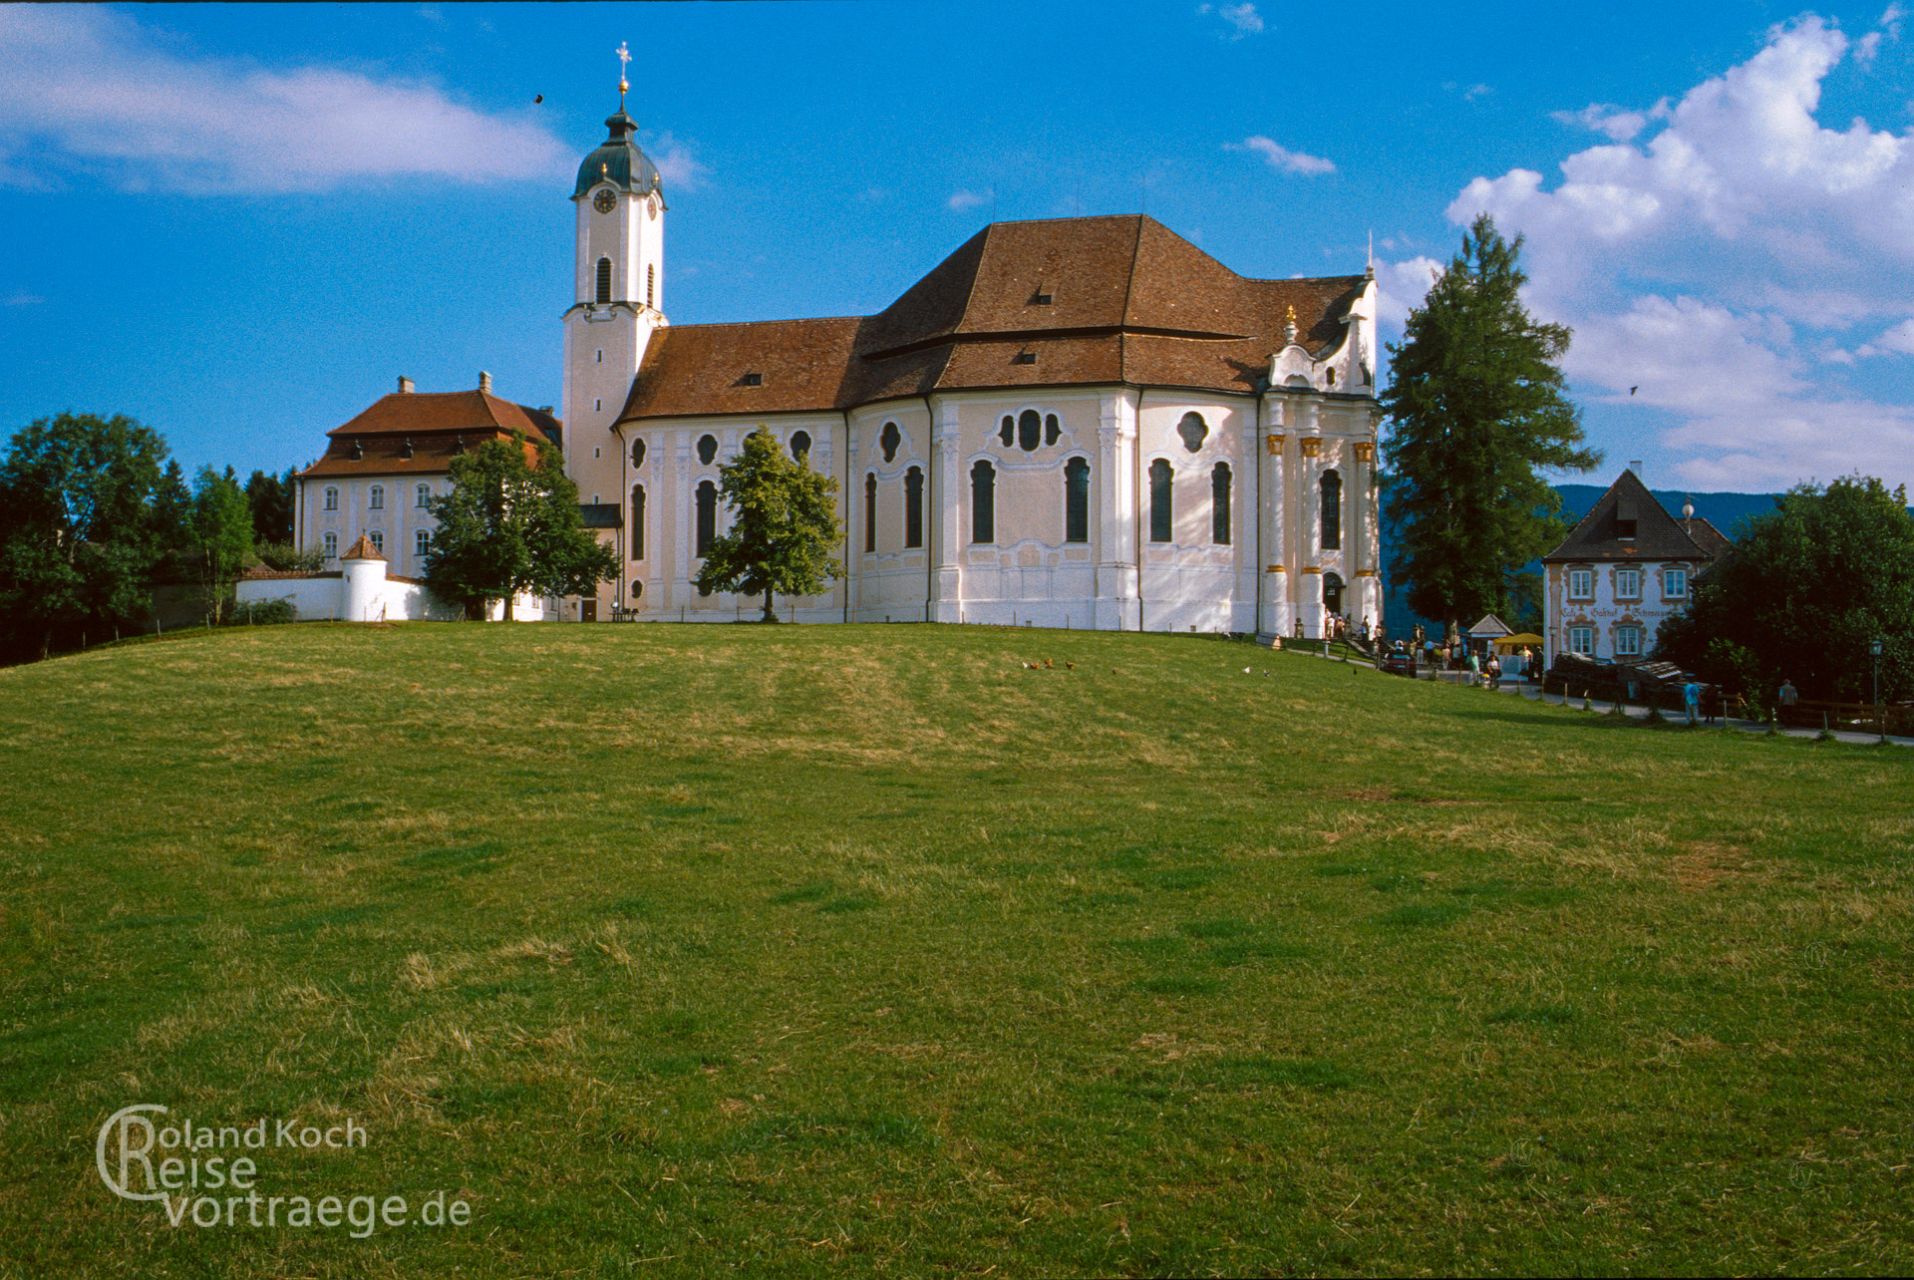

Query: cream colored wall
[
  {"left": 299, "top": 473, "right": 444, "bottom": 579},
  {"left": 1544, "top": 558, "right": 1694, "bottom": 667}
]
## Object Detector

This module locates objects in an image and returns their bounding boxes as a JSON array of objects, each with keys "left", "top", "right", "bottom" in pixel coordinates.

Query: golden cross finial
[{"left": 615, "top": 41, "right": 631, "bottom": 105}]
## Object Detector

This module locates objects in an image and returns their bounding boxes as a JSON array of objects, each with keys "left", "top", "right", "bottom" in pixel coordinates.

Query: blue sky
[{"left": 2, "top": 2, "right": 1911, "bottom": 493}]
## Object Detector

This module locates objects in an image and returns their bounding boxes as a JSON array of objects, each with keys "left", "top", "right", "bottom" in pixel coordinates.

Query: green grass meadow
[{"left": 1, "top": 622, "right": 1910, "bottom": 1276}]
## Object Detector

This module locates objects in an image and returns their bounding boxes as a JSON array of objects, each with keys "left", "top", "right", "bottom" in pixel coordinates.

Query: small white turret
[{"left": 339, "top": 533, "right": 388, "bottom": 622}]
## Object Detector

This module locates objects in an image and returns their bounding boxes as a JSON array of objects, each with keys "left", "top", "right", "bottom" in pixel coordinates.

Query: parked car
[{"left": 1380, "top": 648, "right": 1418, "bottom": 678}]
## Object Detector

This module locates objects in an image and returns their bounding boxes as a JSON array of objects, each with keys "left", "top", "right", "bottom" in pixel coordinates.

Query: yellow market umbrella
[{"left": 1495, "top": 633, "right": 1545, "bottom": 652}]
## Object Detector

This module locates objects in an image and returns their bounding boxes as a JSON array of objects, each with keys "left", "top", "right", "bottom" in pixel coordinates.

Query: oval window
[{"left": 697, "top": 434, "right": 718, "bottom": 466}]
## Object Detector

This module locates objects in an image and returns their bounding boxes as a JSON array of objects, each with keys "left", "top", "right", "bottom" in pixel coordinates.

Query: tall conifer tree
[{"left": 1380, "top": 214, "right": 1598, "bottom": 629}]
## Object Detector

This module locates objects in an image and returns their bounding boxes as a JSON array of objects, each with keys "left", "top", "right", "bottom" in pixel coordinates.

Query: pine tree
[
  {"left": 422, "top": 433, "right": 616, "bottom": 620},
  {"left": 693, "top": 428, "right": 843, "bottom": 622},
  {"left": 1379, "top": 214, "right": 1598, "bottom": 630}
]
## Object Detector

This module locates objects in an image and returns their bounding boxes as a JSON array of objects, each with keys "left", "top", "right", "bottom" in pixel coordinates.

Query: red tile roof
[
  {"left": 299, "top": 390, "right": 560, "bottom": 478},
  {"left": 617, "top": 215, "right": 1367, "bottom": 422}
]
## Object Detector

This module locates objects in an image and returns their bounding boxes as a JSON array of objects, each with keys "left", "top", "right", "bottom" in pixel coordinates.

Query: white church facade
[{"left": 560, "top": 91, "right": 1384, "bottom": 636}]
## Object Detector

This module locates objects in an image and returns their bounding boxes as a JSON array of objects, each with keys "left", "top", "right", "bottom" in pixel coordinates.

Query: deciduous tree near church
[
  {"left": 692, "top": 427, "right": 843, "bottom": 623},
  {"left": 1380, "top": 214, "right": 1598, "bottom": 630},
  {"left": 0, "top": 412, "right": 172, "bottom": 661},
  {"left": 422, "top": 433, "right": 616, "bottom": 620},
  {"left": 188, "top": 465, "right": 255, "bottom": 625},
  {"left": 1657, "top": 476, "right": 1914, "bottom": 703}
]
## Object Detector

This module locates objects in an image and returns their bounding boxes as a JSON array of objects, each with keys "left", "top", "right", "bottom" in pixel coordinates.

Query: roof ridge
[
  {"left": 1119, "top": 215, "right": 1145, "bottom": 330},
  {"left": 953, "top": 221, "right": 997, "bottom": 336},
  {"left": 652, "top": 315, "right": 870, "bottom": 331}
]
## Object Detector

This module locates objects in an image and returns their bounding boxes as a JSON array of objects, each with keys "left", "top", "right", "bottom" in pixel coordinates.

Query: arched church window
[
  {"left": 596, "top": 257, "right": 613, "bottom": 304},
  {"left": 1320, "top": 469, "right": 1342, "bottom": 550},
  {"left": 1045, "top": 413, "right": 1061, "bottom": 446},
  {"left": 1212, "top": 463, "right": 1232, "bottom": 545},
  {"left": 631, "top": 438, "right": 646, "bottom": 468},
  {"left": 697, "top": 434, "right": 718, "bottom": 466},
  {"left": 695, "top": 480, "right": 717, "bottom": 556},
  {"left": 790, "top": 431, "right": 811, "bottom": 462},
  {"left": 904, "top": 466, "right": 924, "bottom": 549},
  {"left": 416, "top": 483, "right": 430, "bottom": 509},
  {"left": 1018, "top": 409, "right": 1041, "bottom": 453},
  {"left": 324, "top": 487, "right": 338, "bottom": 512},
  {"left": 1178, "top": 412, "right": 1209, "bottom": 453},
  {"left": 971, "top": 460, "right": 996, "bottom": 544},
  {"left": 999, "top": 415, "right": 1015, "bottom": 447},
  {"left": 880, "top": 421, "right": 901, "bottom": 463},
  {"left": 368, "top": 484, "right": 384, "bottom": 511},
  {"left": 1149, "top": 459, "right": 1174, "bottom": 543},
  {"left": 630, "top": 485, "right": 646, "bottom": 560},
  {"left": 1064, "top": 457, "right": 1090, "bottom": 544},
  {"left": 864, "top": 473, "right": 877, "bottom": 553}
]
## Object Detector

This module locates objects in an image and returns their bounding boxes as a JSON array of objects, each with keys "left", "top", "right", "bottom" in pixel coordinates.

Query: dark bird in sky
[
  {"left": 533, "top": 94, "right": 544, "bottom": 104},
  {"left": 1629, "top": 385, "right": 1639, "bottom": 395}
]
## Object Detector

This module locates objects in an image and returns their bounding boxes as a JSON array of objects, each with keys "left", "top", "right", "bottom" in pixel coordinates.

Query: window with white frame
[
  {"left": 1615, "top": 625, "right": 1643, "bottom": 657},
  {"left": 369, "top": 530, "right": 384, "bottom": 555},
  {"left": 1568, "top": 626, "right": 1594, "bottom": 655},
  {"left": 1614, "top": 568, "right": 1641, "bottom": 599},
  {"left": 368, "top": 484, "right": 384, "bottom": 511},
  {"left": 323, "top": 531, "right": 338, "bottom": 559},
  {"left": 415, "top": 529, "right": 431, "bottom": 559},
  {"left": 1568, "top": 568, "right": 1594, "bottom": 600},
  {"left": 324, "top": 486, "right": 339, "bottom": 512},
  {"left": 416, "top": 483, "right": 431, "bottom": 508},
  {"left": 1664, "top": 567, "right": 1688, "bottom": 599}
]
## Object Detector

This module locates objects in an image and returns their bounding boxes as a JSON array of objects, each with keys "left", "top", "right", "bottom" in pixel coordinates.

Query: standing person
[
  {"left": 1488, "top": 654, "right": 1502, "bottom": 690},
  {"left": 1682, "top": 678, "right": 1701, "bottom": 726},
  {"left": 1360, "top": 616, "right": 1372, "bottom": 646},
  {"left": 1702, "top": 683, "right": 1719, "bottom": 725},
  {"left": 1468, "top": 651, "right": 1481, "bottom": 686},
  {"left": 1777, "top": 678, "right": 1800, "bottom": 724}
]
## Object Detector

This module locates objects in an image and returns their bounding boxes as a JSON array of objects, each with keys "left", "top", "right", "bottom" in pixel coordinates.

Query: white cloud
[
  {"left": 1552, "top": 99, "right": 1672, "bottom": 143},
  {"left": 1882, "top": 3, "right": 1906, "bottom": 41},
  {"left": 1232, "top": 135, "right": 1336, "bottom": 176},
  {"left": 947, "top": 189, "right": 989, "bottom": 211},
  {"left": 1373, "top": 256, "right": 1443, "bottom": 329},
  {"left": 646, "top": 132, "right": 709, "bottom": 193},
  {"left": 1197, "top": 3, "right": 1265, "bottom": 38},
  {"left": 3, "top": 291, "right": 45, "bottom": 307},
  {"left": 1438, "top": 15, "right": 1914, "bottom": 490},
  {"left": 1858, "top": 317, "right": 1914, "bottom": 357},
  {"left": 0, "top": 7, "right": 570, "bottom": 194}
]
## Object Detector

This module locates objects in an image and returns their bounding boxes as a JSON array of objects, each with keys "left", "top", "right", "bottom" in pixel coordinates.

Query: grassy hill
[{"left": 1, "top": 623, "right": 1909, "bottom": 1276}]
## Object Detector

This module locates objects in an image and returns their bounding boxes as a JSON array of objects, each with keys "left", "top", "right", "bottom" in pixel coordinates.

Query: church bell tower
[{"left": 563, "top": 42, "right": 666, "bottom": 589}]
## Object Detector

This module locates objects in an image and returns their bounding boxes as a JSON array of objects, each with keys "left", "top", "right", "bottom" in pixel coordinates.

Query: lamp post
[{"left": 1871, "top": 637, "right": 1886, "bottom": 743}]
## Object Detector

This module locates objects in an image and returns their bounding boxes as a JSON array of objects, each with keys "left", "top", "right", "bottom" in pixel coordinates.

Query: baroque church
[{"left": 294, "top": 75, "right": 1384, "bottom": 636}]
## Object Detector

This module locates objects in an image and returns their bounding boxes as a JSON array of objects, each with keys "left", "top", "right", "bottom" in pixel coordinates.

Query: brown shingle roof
[
  {"left": 617, "top": 215, "right": 1367, "bottom": 422},
  {"left": 340, "top": 533, "right": 385, "bottom": 561},
  {"left": 299, "top": 389, "right": 560, "bottom": 479},
  {"left": 1544, "top": 469, "right": 1729, "bottom": 564}
]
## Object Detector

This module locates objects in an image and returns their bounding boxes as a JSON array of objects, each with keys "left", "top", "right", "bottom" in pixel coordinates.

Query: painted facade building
[
  {"left": 294, "top": 374, "right": 562, "bottom": 581},
  {"left": 1541, "top": 467, "right": 1731, "bottom": 667},
  {"left": 560, "top": 93, "right": 1383, "bottom": 635}
]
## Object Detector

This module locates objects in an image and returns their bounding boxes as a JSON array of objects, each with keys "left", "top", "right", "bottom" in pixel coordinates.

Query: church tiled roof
[
  {"left": 616, "top": 215, "right": 1367, "bottom": 422},
  {"left": 1544, "top": 469, "right": 1729, "bottom": 564},
  {"left": 299, "top": 389, "right": 560, "bottom": 478}
]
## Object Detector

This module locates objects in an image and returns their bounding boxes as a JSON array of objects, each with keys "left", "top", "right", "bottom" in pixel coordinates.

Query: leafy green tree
[
  {"left": 244, "top": 468, "right": 296, "bottom": 545},
  {"left": 254, "top": 542, "right": 324, "bottom": 572},
  {"left": 423, "top": 433, "right": 615, "bottom": 620},
  {"left": 188, "top": 466, "right": 255, "bottom": 624},
  {"left": 149, "top": 458, "right": 194, "bottom": 578},
  {"left": 0, "top": 412, "right": 172, "bottom": 660},
  {"left": 1379, "top": 214, "right": 1599, "bottom": 631},
  {"left": 1657, "top": 476, "right": 1914, "bottom": 703},
  {"left": 693, "top": 427, "right": 843, "bottom": 622}
]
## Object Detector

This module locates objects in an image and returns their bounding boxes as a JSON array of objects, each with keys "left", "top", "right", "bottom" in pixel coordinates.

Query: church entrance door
[{"left": 580, "top": 600, "right": 598, "bottom": 623}]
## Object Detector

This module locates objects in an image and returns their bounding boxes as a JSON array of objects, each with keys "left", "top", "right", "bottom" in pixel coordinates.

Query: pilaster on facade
[
  {"left": 1094, "top": 390, "right": 1141, "bottom": 631},
  {"left": 928, "top": 399, "right": 964, "bottom": 622}
]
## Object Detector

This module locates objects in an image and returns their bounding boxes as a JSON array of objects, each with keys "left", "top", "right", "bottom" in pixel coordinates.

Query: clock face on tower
[{"left": 592, "top": 188, "right": 616, "bottom": 214}]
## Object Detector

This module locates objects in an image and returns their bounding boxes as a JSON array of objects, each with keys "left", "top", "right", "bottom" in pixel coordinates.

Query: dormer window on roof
[
  {"left": 1013, "top": 349, "right": 1037, "bottom": 365},
  {"left": 1030, "top": 284, "right": 1054, "bottom": 305},
  {"left": 739, "top": 372, "right": 763, "bottom": 387}
]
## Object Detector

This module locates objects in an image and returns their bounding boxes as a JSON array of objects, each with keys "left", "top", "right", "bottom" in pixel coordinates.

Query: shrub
[{"left": 224, "top": 598, "right": 296, "bottom": 627}]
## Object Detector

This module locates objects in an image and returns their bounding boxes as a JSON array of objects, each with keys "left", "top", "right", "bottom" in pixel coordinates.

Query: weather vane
[{"left": 616, "top": 41, "right": 631, "bottom": 106}]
